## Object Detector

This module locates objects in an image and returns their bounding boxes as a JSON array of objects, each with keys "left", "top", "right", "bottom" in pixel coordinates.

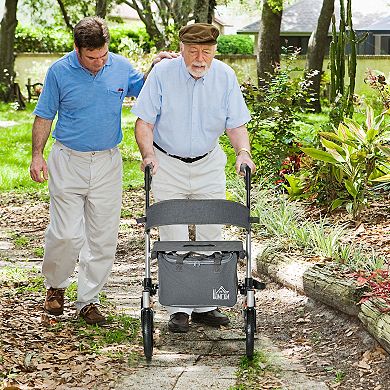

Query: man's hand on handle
[
  {"left": 235, "top": 150, "right": 256, "bottom": 176},
  {"left": 141, "top": 155, "right": 159, "bottom": 175}
]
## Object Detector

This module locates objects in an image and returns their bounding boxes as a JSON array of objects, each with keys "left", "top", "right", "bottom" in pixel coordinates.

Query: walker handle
[
  {"left": 240, "top": 163, "right": 251, "bottom": 209},
  {"left": 145, "top": 163, "right": 153, "bottom": 209}
]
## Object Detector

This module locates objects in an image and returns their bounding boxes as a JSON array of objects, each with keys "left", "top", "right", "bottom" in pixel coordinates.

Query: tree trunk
[
  {"left": 257, "top": 254, "right": 361, "bottom": 317},
  {"left": 0, "top": 0, "right": 18, "bottom": 102},
  {"left": 96, "top": 0, "right": 108, "bottom": 18},
  {"left": 256, "top": 253, "right": 311, "bottom": 293},
  {"left": 194, "top": 0, "right": 216, "bottom": 24},
  {"left": 305, "top": 0, "right": 334, "bottom": 112},
  {"left": 194, "top": 0, "right": 209, "bottom": 23},
  {"left": 207, "top": 0, "right": 216, "bottom": 24},
  {"left": 359, "top": 299, "right": 390, "bottom": 355},
  {"left": 122, "top": 0, "right": 166, "bottom": 50},
  {"left": 303, "top": 264, "right": 361, "bottom": 316},
  {"left": 257, "top": 0, "right": 282, "bottom": 85}
]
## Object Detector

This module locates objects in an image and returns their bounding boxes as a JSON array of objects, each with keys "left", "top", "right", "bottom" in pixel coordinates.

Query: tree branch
[{"left": 56, "top": 0, "right": 74, "bottom": 30}]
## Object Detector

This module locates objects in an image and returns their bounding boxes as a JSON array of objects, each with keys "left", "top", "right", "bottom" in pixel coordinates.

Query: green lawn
[{"left": 0, "top": 102, "right": 143, "bottom": 192}]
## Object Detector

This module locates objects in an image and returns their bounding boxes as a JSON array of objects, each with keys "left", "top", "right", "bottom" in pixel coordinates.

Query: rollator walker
[{"left": 138, "top": 163, "right": 265, "bottom": 360}]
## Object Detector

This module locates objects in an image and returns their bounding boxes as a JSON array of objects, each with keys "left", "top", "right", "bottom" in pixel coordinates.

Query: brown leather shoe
[
  {"left": 168, "top": 312, "right": 189, "bottom": 333},
  {"left": 44, "top": 287, "right": 65, "bottom": 315},
  {"left": 79, "top": 304, "right": 106, "bottom": 326},
  {"left": 191, "top": 309, "right": 230, "bottom": 327}
]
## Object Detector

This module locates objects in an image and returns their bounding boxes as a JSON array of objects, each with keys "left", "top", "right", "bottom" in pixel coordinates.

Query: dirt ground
[{"left": 0, "top": 189, "right": 390, "bottom": 389}]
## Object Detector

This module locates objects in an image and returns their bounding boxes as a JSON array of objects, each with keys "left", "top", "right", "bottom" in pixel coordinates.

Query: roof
[{"left": 238, "top": 0, "right": 390, "bottom": 34}]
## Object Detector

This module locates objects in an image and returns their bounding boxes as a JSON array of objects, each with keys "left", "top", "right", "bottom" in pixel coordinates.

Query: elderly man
[
  {"left": 30, "top": 16, "right": 175, "bottom": 325},
  {"left": 132, "top": 23, "right": 255, "bottom": 333}
]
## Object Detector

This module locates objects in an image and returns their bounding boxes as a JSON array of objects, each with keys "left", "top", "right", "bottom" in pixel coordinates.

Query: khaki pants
[
  {"left": 42, "top": 141, "right": 122, "bottom": 311},
  {"left": 152, "top": 144, "right": 227, "bottom": 315}
]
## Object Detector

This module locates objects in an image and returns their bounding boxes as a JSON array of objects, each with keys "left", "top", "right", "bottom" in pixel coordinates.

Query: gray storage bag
[{"left": 158, "top": 251, "right": 238, "bottom": 307}]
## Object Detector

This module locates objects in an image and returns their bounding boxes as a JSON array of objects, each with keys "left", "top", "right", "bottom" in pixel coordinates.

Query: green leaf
[
  {"left": 372, "top": 174, "right": 390, "bottom": 182},
  {"left": 366, "top": 128, "right": 378, "bottom": 143},
  {"left": 319, "top": 131, "right": 344, "bottom": 143},
  {"left": 327, "top": 148, "right": 346, "bottom": 163},
  {"left": 321, "top": 138, "right": 345, "bottom": 155},
  {"left": 365, "top": 105, "right": 374, "bottom": 129},
  {"left": 344, "top": 180, "right": 358, "bottom": 197},
  {"left": 301, "top": 148, "right": 339, "bottom": 164},
  {"left": 378, "top": 146, "right": 390, "bottom": 157},
  {"left": 331, "top": 198, "right": 345, "bottom": 211},
  {"left": 319, "top": 131, "right": 355, "bottom": 147}
]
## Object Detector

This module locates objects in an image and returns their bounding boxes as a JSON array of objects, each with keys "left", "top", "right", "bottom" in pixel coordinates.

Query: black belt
[{"left": 153, "top": 142, "right": 209, "bottom": 163}]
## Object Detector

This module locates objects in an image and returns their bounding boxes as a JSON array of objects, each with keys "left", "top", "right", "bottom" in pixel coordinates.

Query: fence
[{"left": 15, "top": 53, "right": 390, "bottom": 97}]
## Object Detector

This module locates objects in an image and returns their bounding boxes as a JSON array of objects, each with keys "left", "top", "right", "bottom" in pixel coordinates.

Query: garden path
[{"left": 0, "top": 190, "right": 389, "bottom": 389}]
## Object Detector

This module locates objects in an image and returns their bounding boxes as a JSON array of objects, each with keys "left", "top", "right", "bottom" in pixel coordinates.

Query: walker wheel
[
  {"left": 141, "top": 308, "right": 154, "bottom": 360},
  {"left": 245, "top": 307, "right": 256, "bottom": 359}
]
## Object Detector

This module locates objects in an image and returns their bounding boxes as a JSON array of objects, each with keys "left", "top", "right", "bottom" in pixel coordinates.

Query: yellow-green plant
[{"left": 301, "top": 106, "right": 390, "bottom": 220}]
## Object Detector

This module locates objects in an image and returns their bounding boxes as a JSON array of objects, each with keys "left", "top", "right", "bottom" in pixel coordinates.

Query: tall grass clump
[{"left": 227, "top": 178, "right": 384, "bottom": 272}]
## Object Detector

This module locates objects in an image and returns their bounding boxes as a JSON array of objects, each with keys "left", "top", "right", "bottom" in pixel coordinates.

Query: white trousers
[
  {"left": 42, "top": 141, "right": 122, "bottom": 310},
  {"left": 152, "top": 144, "right": 227, "bottom": 316}
]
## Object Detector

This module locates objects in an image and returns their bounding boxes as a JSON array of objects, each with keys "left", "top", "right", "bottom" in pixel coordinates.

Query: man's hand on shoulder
[
  {"left": 144, "top": 51, "right": 179, "bottom": 80},
  {"left": 152, "top": 51, "right": 180, "bottom": 67}
]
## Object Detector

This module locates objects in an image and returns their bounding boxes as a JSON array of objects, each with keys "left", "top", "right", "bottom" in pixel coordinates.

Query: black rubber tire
[
  {"left": 141, "top": 308, "right": 153, "bottom": 360},
  {"left": 245, "top": 308, "right": 256, "bottom": 359}
]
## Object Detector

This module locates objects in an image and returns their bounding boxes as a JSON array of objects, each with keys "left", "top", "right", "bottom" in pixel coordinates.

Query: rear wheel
[
  {"left": 245, "top": 307, "right": 256, "bottom": 359},
  {"left": 141, "top": 308, "right": 153, "bottom": 360}
]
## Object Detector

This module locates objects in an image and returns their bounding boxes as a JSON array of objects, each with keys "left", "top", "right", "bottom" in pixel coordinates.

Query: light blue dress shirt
[
  {"left": 131, "top": 57, "right": 251, "bottom": 158},
  {"left": 34, "top": 50, "right": 144, "bottom": 151}
]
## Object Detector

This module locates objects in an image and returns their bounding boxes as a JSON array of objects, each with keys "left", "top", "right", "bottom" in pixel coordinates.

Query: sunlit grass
[{"left": 0, "top": 102, "right": 143, "bottom": 192}]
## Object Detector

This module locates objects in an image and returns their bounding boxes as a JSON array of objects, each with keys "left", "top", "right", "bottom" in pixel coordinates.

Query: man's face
[
  {"left": 75, "top": 44, "right": 109, "bottom": 74},
  {"left": 180, "top": 43, "right": 216, "bottom": 79}
]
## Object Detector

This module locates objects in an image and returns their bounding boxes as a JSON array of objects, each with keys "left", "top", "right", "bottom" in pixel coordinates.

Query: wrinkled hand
[
  {"left": 152, "top": 51, "right": 180, "bottom": 66},
  {"left": 30, "top": 155, "right": 48, "bottom": 183},
  {"left": 141, "top": 155, "right": 159, "bottom": 175},
  {"left": 235, "top": 153, "right": 256, "bottom": 176}
]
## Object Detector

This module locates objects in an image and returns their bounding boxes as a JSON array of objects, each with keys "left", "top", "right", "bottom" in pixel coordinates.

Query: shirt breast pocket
[
  {"left": 104, "top": 89, "right": 124, "bottom": 116},
  {"left": 107, "top": 89, "right": 124, "bottom": 102}
]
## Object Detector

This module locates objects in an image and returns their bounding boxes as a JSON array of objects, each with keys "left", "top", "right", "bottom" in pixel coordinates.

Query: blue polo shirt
[
  {"left": 131, "top": 57, "right": 251, "bottom": 158},
  {"left": 34, "top": 50, "right": 144, "bottom": 151}
]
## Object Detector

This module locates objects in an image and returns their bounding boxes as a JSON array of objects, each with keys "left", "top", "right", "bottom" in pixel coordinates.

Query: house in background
[{"left": 238, "top": 0, "right": 390, "bottom": 55}]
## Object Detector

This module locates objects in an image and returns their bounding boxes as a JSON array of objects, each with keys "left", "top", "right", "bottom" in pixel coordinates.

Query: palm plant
[{"left": 302, "top": 106, "right": 390, "bottom": 221}]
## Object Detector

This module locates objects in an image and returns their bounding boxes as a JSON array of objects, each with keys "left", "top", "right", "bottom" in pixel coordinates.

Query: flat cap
[{"left": 179, "top": 23, "right": 219, "bottom": 45}]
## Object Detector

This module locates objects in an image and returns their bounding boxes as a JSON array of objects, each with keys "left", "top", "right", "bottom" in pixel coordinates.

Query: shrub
[
  {"left": 217, "top": 35, "right": 253, "bottom": 55},
  {"left": 301, "top": 106, "right": 390, "bottom": 221},
  {"left": 109, "top": 26, "right": 151, "bottom": 53},
  {"left": 242, "top": 48, "right": 315, "bottom": 180},
  {"left": 15, "top": 25, "right": 73, "bottom": 53},
  {"left": 14, "top": 25, "right": 152, "bottom": 54}
]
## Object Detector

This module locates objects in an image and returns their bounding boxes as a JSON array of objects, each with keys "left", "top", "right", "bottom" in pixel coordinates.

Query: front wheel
[
  {"left": 141, "top": 308, "right": 154, "bottom": 360},
  {"left": 245, "top": 307, "right": 256, "bottom": 359}
]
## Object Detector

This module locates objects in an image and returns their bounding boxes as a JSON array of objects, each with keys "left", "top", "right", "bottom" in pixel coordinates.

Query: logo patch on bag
[{"left": 212, "top": 286, "right": 230, "bottom": 300}]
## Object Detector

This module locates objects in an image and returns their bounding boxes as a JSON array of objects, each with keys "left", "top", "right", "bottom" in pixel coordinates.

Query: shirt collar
[
  {"left": 68, "top": 50, "right": 113, "bottom": 69},
  {"left": 180, "top": 57, "right": 213, "bottom": 84}
]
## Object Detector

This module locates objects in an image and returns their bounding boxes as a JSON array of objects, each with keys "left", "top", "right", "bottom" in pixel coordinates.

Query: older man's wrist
[{"left": 236, "top": 147, "right": 252, "bottom": 158}]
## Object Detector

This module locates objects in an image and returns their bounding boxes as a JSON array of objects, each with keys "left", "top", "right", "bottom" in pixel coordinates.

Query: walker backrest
[{"left": 145, "top": 199, "right": 250, "bottom": 230}]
